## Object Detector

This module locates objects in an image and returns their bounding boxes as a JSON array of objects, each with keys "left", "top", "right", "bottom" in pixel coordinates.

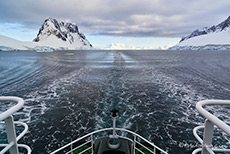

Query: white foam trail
[{"left": 20, "top": 64, "right": 92, "bottom": 124}]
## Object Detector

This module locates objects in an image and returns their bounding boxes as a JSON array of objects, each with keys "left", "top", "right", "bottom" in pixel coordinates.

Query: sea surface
[{"left": 1, "top": 50, "right": 230, "bottom": 154}]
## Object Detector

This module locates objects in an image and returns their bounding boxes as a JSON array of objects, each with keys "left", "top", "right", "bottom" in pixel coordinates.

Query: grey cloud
[{"left": 0, "top": 0, "right": 230, "bottom": 38}]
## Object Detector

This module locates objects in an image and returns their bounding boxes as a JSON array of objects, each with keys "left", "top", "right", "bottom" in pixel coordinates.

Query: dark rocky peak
[
  {"left": 33, "top": 17, "right": 93, "bottom": 48},
  {"left": 43, "top": 17, "right": 80, "bottom": 34},
  {"left": 42, "top": 17, "right": 60, "bottom": 30},
  {"left": 65, "top": 23, "right": 79, "bottom": 33},
  {"left": 33, "top": 17, "right": 81, "bottom": 43},
  {"left": 216, "top": 16, "right": 230, "bottom": 31},
  {"left": 180, "top": 27, "right": 208, "bottom": 42}
]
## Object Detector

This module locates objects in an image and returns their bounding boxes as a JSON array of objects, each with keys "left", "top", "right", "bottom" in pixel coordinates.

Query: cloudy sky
[{"left": 0, "top": 0, "right": 229, "bottom": 49}]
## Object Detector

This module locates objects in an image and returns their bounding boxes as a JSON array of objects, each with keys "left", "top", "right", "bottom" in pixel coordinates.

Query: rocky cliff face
[
  {"left": 180, "top": 16, "right": 230, "bottom": 43},
  {"left": 33, "top": 17, "right": 92, "bottom": 48}
]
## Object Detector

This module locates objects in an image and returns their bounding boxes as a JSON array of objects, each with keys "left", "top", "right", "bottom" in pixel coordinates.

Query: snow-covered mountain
[
  {"left": 0, "top": 17, "right": 93, "bottom": 51},
  {"left": 169, "top": 16, "right": 230, "bottom": 50}
]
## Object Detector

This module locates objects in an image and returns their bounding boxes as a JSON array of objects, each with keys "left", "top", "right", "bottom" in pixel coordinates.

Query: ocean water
[{"left": 1, "top": 50, "right": 230, "bottom": 153}]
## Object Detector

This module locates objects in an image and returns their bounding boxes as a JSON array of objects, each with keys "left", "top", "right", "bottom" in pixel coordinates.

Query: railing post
[
  {"left": 5, "top": 115, "right": 19, "bottom": 154},
  {"left": 111, "top": 109, "right": 118, "bottom": 138},
  {"left": 91, "top": 135, "right": 93, "bottom": 154},
  {"left": 71, "top": 141, "right": 73, "bottom": 154},
  {"left": 113, "top": 117, "right": 116, "bottom": 137},
  {"left": 133, "top": 135, "right": 136, "bottom": 154},
  {"left": 202, "top": 119, "right": 214, "bottom": 154}
]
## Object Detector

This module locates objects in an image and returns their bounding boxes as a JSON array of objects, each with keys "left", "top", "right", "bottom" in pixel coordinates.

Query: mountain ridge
[
  {"left": 170, "top": 16, "right": 230, "bottom": 50},
  {"left": 180, "top": 16, "right": 230, "bottom": 43}
]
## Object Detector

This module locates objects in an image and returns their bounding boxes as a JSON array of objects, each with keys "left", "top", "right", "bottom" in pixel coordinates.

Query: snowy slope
[
  {"left": 0, "top": 18, "right": 93, "bottom": 51},
  {"left": 0, "top": 35, "right": 57, "bottom": 51},
  {"left": 0, "top": 35, "right": 35, "bottom": 50},
  {"left": 170, "top": 16, "right": 230, "bottom": 50}
]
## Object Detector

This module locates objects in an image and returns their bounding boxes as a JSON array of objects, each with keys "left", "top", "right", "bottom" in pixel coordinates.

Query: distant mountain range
[
  {"left": 169, "top": 16, "right": 230, "bottom": 50},
  {"left": 0, "top": 17, "right": 93, "bottom": 51},
  {"left": 2, "top": 16, "right": 230, "bottom": 51}
]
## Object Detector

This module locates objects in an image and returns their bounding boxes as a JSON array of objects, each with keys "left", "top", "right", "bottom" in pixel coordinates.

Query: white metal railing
[
  {"left": 51, "top": 127, "right": 168, "bottom": 154},
  {"left": 0, "top": 96, "right": 31, "bottom": 154},
  {"left": 193, "top": 100, "right": 230, "bottom": 154}
]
